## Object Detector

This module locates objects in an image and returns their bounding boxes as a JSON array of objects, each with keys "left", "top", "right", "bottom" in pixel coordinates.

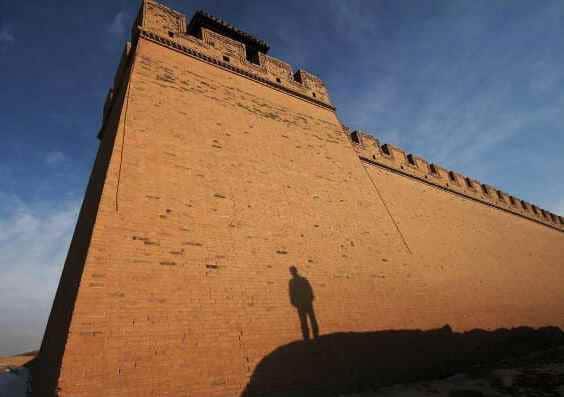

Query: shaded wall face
[{"left": 52, "top": 38, "right": 564, "bottom": 397}]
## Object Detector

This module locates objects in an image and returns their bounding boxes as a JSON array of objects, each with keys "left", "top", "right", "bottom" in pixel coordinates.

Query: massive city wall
[
  {"left": 35, "top": 1, "right": 564, "bottom": 396},
  {"left": 351, "top": 132, "right": 564, "bottom": 330}
]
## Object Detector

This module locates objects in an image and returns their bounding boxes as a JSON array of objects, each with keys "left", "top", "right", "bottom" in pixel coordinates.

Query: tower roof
[{"left": 187, "top": 10, "right": 270, "bottom": 54}]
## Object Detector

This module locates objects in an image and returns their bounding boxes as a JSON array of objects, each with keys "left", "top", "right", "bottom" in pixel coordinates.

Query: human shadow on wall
[
  {"left": 289, "top": 266, "right": 319, "bottom": 340},
  {"left": 240, "top": 324, "right": 564, "bottom": 397}
]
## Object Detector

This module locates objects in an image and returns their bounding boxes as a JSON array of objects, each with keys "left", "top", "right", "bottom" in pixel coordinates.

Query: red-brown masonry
[{"left": 34, "top": 2, "right": 564, "bottom": 396}]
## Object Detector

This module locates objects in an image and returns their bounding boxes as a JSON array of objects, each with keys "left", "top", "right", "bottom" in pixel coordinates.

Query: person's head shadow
[{"left": 289, "top": 266, "right": 319, "bottom": 340}]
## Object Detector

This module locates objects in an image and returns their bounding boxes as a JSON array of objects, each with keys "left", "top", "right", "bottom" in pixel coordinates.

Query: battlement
[
  {"left": 130, "top": 0, "right": 333, "bottom": 109},
  {"left": 350, "top": 130, "right": 564, "bottom": 232},
  {"left": 38, "top": 3, "right": 564, "bottom": 395}
]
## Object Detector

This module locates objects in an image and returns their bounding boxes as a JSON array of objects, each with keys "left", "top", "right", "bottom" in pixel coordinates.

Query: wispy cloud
[
  {"left": 552, "top": 200, "right": 564, "bottom": 217},
  {"left": 529, "top": 61, "right": 563, "bottom": 96},
  {"left": 327, "top": 1, "right": 564, "bottom": 194},
  {"left": 0, "top": 25, "right": 15, "bottom": 44},
  {"left": 107, "top": 11, "right": 128, "bottom": 36},
  {"left": 0, "top": 193, "right": 78, "bottom": 355},
  {"left": 45, "top": 151, "right": 66, "bottom": 167}
]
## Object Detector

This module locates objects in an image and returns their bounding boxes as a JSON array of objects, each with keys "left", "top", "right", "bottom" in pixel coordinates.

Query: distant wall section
[{"left": 352, "top": 131, "right": 564, "bottom": 330}]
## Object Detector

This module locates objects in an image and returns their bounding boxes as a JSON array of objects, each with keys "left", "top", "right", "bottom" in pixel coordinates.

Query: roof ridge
[{"left": 188, "top": 9, "right": 270, "bottom": 53}]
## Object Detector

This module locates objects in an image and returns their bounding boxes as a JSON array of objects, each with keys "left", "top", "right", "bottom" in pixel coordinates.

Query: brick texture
[{"left": 34, "top": 2, "right": 564, "bottom": 396}]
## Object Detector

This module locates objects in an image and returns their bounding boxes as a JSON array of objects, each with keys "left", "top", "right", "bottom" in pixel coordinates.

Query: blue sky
[{"left": 1, "top": 0, "right": 563, "bottom": 355}]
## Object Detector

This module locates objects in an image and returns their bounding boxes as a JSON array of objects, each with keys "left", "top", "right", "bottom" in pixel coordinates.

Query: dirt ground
[
  {"left": 350, "top": 346, "right": 564, "bottom": 397},
  {"left": 0, "top": 352, "right": 35, "bottom": 373}
]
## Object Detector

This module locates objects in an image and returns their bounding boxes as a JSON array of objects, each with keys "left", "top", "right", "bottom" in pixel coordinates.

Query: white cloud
[
  {"left": 44, "top": 151, "right": 66, "bottom": 167},
  {"left": 325, "top": 0, "right": 564, "bottom": 186},
  {"left": 552, "top": 199, "right": 564, "bottom": 216},
  {"left": 45, "top": 151, "right": 66, "bottom": 167},
  {"left": 0, "top": 193, "right": 79, "bottom": 355},
  {"left": 0, "top": 25, "right": 15, "bottom": 43},
  {"left": 107, "top": 11, "right": 128, "bottom": 36},
  {"left": 529, "top": 61, "right": 562, "bottom": 95},
  {"left": 326, "top": 1, "right": 381, "bottom": 41}
]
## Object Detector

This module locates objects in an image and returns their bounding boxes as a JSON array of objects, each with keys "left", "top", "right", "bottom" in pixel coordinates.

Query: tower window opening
[
  {"left": 407, "top": 154, "right": 416, "bottom": 166},
  {"left": 245, "top": 46, "right": 261, "bottom": 65},
  {"left": 350, "top": 131, "right": 361, "bottom": 144},
  {"left": 223, "top": 55, "right": 230, "bottom": 63},
  {"left": 276, "top": 78, "right": 281, "bottom": 83},
  {"left": 312, "top": 92, "right": 317, "bottom": 98}
]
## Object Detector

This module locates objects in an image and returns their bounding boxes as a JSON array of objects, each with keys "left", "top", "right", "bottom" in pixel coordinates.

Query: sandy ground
[{"left": 0, "top": 353, "right": 35, "bottom": 373}]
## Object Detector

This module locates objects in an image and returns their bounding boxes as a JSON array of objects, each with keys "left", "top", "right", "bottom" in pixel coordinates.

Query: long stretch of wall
[
  {"left": 35, "top": 1, "right": 564, "bottom": 396},
  {"left": 351, "top": 132, "right": 564, "bottom": 330}
]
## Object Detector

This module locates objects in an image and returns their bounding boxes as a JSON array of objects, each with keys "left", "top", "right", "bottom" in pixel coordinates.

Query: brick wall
[{"left": 35, "top": 3, "right": 564, "bottom": 396}]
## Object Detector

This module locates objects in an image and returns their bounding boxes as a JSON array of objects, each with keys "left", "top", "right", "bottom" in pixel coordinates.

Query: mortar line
[
  {"left": 115, "top": 49, "right": 137, "bottom": 213},
  {"left": 338, "top": 122, "right": 413, "bottom": 255},
  {"left": 361, "top": 160, "right": 413, "bottom": 255}
]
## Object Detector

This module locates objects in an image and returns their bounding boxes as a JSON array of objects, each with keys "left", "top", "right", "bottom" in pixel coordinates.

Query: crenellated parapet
[
  {"left": 350, "top": 130, "right": 564, "bottom": 232},
  {"left": 130, "top": 0, "right": 333, "bottom": 109}
]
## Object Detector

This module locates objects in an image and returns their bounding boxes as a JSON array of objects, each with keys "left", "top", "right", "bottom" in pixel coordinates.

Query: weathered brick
[{"left": 33, "top": 2, "right": 564, "bottom": 397}]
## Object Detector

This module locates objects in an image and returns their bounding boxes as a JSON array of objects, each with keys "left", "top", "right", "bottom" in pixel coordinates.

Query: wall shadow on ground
[{"left": 241, "top": 325, "right": 564, "bottom": 397}]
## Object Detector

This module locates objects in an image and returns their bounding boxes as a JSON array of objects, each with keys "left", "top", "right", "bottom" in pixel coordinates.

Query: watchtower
[{"left": 34, "top": 1, "right": 564, "bottom": 396}]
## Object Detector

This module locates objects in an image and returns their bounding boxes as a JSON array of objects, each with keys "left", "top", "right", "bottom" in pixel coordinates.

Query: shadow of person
[{"left": 289, "top": 266, "right": 319, "bottom": 340}]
